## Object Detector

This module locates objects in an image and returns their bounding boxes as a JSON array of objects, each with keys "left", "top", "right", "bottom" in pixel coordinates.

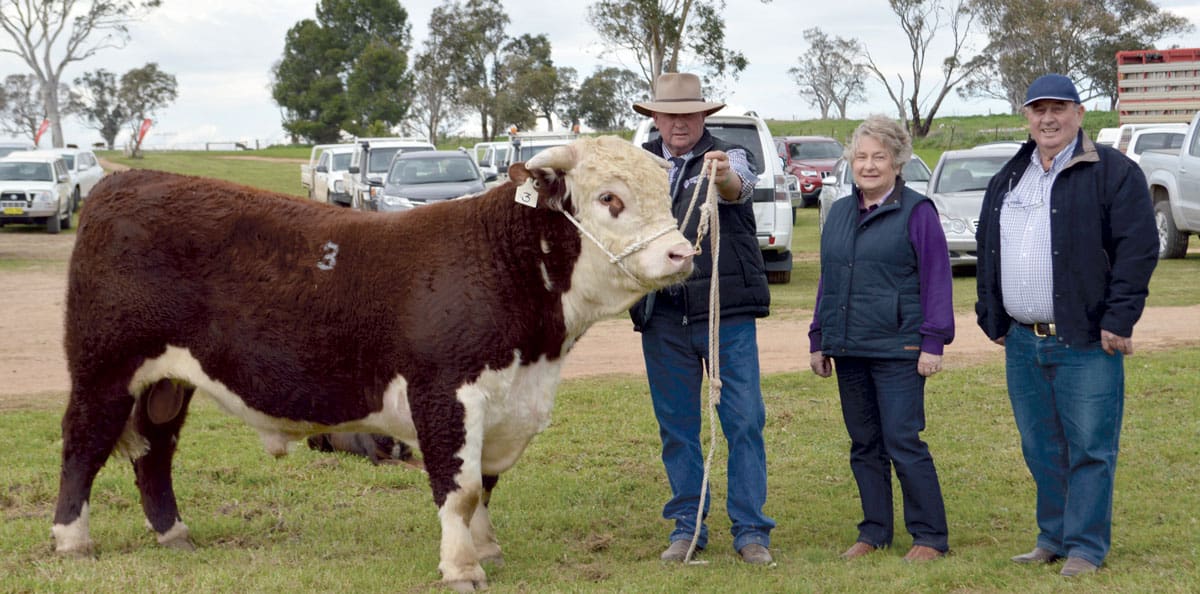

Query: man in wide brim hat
[
  {"left": 629, "top": 72, "right": 777, "bottom": 567},
  {"left": 633, "top": 72, "right": 725, "bottom": 117}
]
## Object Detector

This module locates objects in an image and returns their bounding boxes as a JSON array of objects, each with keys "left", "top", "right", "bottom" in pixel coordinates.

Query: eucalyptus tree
[
  {"left": 587, "top": 0, "right": 771, "bottom": 95},
  {"left": 0, "top": 0, "right": 160, "bottom": 148}
]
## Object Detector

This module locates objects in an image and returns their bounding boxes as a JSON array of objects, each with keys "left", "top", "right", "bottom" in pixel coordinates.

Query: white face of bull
[{"left": 525, "top": 136, "right": 694, "bottom": 333}]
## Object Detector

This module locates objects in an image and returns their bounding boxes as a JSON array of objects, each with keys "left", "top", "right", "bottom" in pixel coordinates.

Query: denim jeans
[
  {"left": 641, "top": 310, "right": 774, "bottom": 552},
  {"left": 1005, "top": 324, "right": 1125, "bottom": 566},
  {"left": 833, "top": 356, "right": 948, "bottom": 552}
]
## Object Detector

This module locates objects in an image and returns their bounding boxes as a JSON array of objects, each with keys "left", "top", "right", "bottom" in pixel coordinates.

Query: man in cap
[
  {"left": 629, "top": 72, "right": 774, "bottom": 565},
  {"left": 975, "top": 73, "right": 1158, "bottom": 576}
]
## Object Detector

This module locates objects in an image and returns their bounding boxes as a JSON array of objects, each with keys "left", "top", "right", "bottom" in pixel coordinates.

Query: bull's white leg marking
[
  {"left": 470, "top": 500, "right": 501, "bottom": 564},
  {"left": 439, "top": 385, "right": 487, "bottom": 585},
  {"left": 52, "top": 502, "right": 92, "bottom": 554},
  {"left": 316, "top": 240, "right": 339, "bottom": 271},
  {"left": 155, "top": 520, "right": 193, "bottom": 549}
]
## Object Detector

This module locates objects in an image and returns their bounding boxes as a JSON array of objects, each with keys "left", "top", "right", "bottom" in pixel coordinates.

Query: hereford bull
[{"left": 51, "top": 136, "right": 694, "bottom": 592}]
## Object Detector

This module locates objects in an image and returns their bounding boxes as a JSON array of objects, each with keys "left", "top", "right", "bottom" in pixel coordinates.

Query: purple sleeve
[
  {"left": 808, "top": 275, "right": 824, "bottom": 353},
  {"left": 909, "top": 200, "right": 955, "bottom": 355}
]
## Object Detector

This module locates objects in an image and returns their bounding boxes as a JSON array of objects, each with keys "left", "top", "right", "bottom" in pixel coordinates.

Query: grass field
[{"left": 4, "top": 111, "right": 1199, "bottom": 592}]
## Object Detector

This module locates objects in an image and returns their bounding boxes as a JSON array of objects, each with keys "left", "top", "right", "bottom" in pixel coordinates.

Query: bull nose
[{"left": 668, "top": 242, "right": 697, "bottom": 265}]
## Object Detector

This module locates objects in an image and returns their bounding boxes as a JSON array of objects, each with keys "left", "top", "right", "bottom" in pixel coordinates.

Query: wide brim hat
[{"left": 633, "top": 72, "right": 725, "bottom": 117}]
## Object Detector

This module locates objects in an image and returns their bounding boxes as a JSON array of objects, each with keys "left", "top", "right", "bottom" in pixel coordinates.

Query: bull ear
[
  {"left": 509, "top": 162, "right": 571, "bottom": 212},
  {"left": 526, "top": 144, "right": 579, "bottom": 171}
]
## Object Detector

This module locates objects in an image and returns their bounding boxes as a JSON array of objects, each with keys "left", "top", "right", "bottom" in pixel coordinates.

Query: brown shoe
[
  {"left": 660, "top": 539, "right": 698, "bottom": 563},
  {"left": 1060, "top": 557, "right": 1099, "bottom": 577},
  {"left": 903, "top": 545, "right": 944, "bottom": 562},
  {"left": 1011, "top": 547, "right": 1062, "bottom": 564},
  {"left": 840, "top": 541, "right": 877, "bottom": 560},
  {"left": 738, "top": 543, "right": 774, "bottom": 565}
]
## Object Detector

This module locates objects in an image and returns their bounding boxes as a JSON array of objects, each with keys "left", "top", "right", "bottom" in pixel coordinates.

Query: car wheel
[
  {"left": 766, "top": 269, "right": 791, "bottom": 284},
  {"left": 61, "top": 203, "right": 72, "bottom": 230},
  {"left": 46, "top": 204, "right": 62, "bottom": 234},
  {"left": 1155, "top": 200, "right": 1188, "bottom": 259}
]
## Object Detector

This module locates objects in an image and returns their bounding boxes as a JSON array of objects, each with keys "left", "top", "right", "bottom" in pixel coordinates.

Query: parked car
[
  {"left": 1095, "top": 127, "right": 1120, "bottom": 147},
  {"left": 1111, "top": 122, "right": 1187, "bottom": 153},
  {"left": 775, "top": 135, "right": 843, "bottom": 208},
  {"left": 1125, "top": 126, "right": 1185, "bottom": 164},
  {"left": 311, "top": 146, "right": 355, "bottom": 206},
  {"left": 633, "top": 111, "right": 795, "bottom": 284},
  {"left": 1138, "top": 110, "right": 1200, "bottom": 258},
  {"left": 26, "top": 148, "right": 104, "bottom": 211},
  {"left": 817, "top": 155, "right": 931, "bottom": 232},
  {"left": 472, "top": 141, "right": 509, "bottom": 181},
  {"left": 925, "top": 145, "right": 1020, "bottom": 270},
  {"left": 377, "top": 150, "right": 492, "bottom": 212},
  {"left": 300, "top": 142, "right": 352, "bottom": 198},
  {"left": 499, "top": 132, "right": 578, "bottom": 182},
  {"left": 344, "top": 137, "right": 436, "bottom": 211},
  {"left": 0, "top": 140, "right": 35, "bottom": 158},
  {"left": 0, "top": 152, "right": 74, "bottom": 233}
]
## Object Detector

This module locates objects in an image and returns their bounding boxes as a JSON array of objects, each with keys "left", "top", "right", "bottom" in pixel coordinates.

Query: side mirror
[
  {"left": 315, "top": 165, "right": 328, "bottom": 173},
  {"left": 367, "top": 178, "right": 384, "bottom": 187},
  {"left": 348, "top": 165, "right": 359, "bottom": 174},
  {"left": 484, "top": 171, "right": 498, "bottom": 183}
]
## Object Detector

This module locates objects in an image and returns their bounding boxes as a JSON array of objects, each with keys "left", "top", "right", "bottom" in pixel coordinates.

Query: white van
[{"left": 632, "top": 112, "right": 794, "bottom": 284}]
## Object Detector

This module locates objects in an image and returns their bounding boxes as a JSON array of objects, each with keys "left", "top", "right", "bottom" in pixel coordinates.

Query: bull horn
[{"left": 526, "top": 143, "right": 580, "bottom": 171}]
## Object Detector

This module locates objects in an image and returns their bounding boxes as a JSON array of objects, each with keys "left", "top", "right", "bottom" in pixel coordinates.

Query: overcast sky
[{"left": 3, "top": 0, "right": 1199, "bottom": 149}]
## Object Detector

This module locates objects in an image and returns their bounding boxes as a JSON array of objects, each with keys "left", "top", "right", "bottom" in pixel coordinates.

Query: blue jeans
[
  {"left": 833, "top": 357, "right": 948, "bottom": 552},
  {"left": 1005, "top": 324, "right": 1125, "bottom": 566},
  {"left": 641, "top": 311, "right": 774, "bottom": 552}
]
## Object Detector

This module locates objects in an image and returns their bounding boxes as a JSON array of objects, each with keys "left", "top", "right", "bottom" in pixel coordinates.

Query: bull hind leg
[
  {"left": 52, "top": 378, "right": 137, "bottom": 555},
  {"left": 471, "top": 474, "right": 502, "bottom": 566},
  {"left": 131, "top": 379, "right": 196, "bottom": 550}
]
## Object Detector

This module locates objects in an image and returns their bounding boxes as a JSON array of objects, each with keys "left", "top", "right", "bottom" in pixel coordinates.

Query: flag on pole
[
  {"left": 137, "top": 118, "right": 153, "bottom": 144},
  {"left": 35, "top": 118, "right": 50, "bottom": 145}
]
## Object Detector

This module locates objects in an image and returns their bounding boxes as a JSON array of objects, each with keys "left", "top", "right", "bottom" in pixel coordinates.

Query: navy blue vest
[
  {"left": 629, "top": 131, "right": 769, "bottom": 329},
  {"left": 818, "top": 182, "right": 927, "bottom": 359}
]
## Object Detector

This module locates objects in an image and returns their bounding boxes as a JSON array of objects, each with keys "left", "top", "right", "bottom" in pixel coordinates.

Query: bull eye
[{"left": 599, "top": 193, "right": 625, "bottom": 218}]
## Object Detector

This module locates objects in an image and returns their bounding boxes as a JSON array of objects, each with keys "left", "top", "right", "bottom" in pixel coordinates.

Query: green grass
[
  {"left": 3, "top": 349, "right": 1198, "bottom": 592},
  {"left": 99, "top": 151, "right": 306, "bottom": 197}
]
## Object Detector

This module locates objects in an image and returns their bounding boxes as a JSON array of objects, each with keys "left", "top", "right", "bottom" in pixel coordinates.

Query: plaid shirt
[
  {"left": 658, "top": 144, "right": 757, "bottom": 204},
  {"left": 1000, "top": 141, "right": 1075, "bottom": 324}
]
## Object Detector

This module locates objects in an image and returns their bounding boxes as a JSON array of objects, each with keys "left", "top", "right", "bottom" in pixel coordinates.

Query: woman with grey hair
[{"left": 807, "top": 114, "right": 954, "bottom": 562}]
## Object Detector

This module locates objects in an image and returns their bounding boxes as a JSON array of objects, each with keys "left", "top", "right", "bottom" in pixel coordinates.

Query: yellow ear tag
[{"left": 515, "top": 179, "right": 537, "bottom": 208}]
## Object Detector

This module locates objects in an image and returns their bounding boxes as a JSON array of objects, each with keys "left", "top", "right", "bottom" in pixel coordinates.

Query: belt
[{"left": 1019, "top": 322, "right": 1056, "bottom": 337}]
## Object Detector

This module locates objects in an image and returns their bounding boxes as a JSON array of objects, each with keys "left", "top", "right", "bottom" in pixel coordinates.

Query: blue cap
[{"left": 1023, "top": 74, "right": 1081, "bottom": 106}]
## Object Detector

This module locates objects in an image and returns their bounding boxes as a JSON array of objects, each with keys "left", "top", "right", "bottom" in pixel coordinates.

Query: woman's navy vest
[{"left": 818, "top": 182, "right": 928, "bottom": 359}]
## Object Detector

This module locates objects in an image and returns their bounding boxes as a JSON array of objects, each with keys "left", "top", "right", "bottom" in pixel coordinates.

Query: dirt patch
[{"left": 3, "top": 232, "right": 1198, "bottom": 407}]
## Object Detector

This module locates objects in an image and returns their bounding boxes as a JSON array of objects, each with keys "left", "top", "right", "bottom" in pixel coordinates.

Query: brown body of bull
[{"left": 51, "top": 136, "right": 693, "bottom": 592}]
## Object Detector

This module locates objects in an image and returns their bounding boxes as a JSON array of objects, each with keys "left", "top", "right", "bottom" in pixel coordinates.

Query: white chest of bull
[{"left": 369, "top": 352, "right": 564, "bottom": 475}]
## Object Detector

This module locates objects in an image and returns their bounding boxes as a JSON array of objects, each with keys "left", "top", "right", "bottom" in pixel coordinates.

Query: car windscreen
[
  {"left": 0, "top": 161, "right": 52, "bottom": 181},
  {"left": 647, "top": 123, "right": 765, "bottom": 175},
  {"left": 902, "top": 158, "right": 930, "bottom": 183},
  {"left": 934, "top": 156, "right": 1011, "bottom": 193},
  {"left": 332, "top": 152, "right": 352, "bottom": 170},
  {"left": 369, "top": 147, "right": 433, "bottom": 174},
  {"left": 390, "top": 157, "right": 479, "bottom": 184},
  {"left": 61, "top": 155, "right": 76, "bottom": 168},
  {"left": 790, "top": 141, "right": 842, "bottom": 160}
]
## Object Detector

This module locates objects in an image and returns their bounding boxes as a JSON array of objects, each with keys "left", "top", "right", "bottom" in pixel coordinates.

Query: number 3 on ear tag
[{"left": 515, "top": 180, "right": 537, "bottom": 208}]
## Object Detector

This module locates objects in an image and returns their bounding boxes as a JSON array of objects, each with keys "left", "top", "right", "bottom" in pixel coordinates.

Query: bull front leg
[
  {"left": 413, "top": 387, "right": 489, "bottom": 592},
  {"left": 471, "top": 474, "right": 502, "bottom": 565}
]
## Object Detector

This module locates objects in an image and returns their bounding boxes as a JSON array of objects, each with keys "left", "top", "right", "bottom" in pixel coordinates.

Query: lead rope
[{"left": 684, "top": 158, "right": 722, "bottom": 565}]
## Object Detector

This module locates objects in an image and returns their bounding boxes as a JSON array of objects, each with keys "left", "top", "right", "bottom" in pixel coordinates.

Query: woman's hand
[
  {"left": 917, "top": 352, "right": 942, "bottom": 377},
  {"left": 810, "top": 351, "right": 832, "bottom": 377}
]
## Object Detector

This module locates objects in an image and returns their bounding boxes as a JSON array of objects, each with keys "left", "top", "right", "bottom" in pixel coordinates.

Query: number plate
[{"left": 2, "top": 206, "right": 23, "bottom": 215}]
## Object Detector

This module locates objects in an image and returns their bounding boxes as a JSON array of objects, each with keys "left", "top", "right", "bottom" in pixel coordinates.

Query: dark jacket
[
  {"left": 975, "top": 131, "right": 1158, "bottom": 346},
  {"left": 630, "top": 130, "right": 770, "bottom": 330},
  {"left": 818, "top": 180, "right": 928, "bottom": 359}
]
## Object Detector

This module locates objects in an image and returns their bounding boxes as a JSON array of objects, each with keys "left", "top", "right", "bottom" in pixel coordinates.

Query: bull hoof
[
  {"left": 55, "top": 545, "right": 95, "bottom": 559},
  {"left": 445, "top": 579, "right": 488, "bottom": 592}
]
